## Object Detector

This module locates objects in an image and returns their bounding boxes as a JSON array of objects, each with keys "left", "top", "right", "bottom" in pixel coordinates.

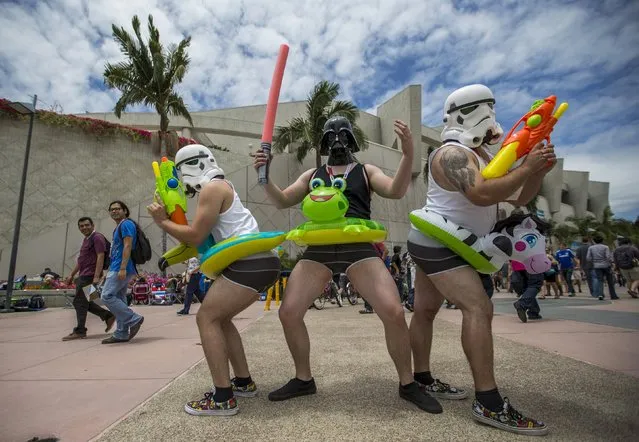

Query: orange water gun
[{"left": 482, "top": 96, "right": 568, "bottom": 179}]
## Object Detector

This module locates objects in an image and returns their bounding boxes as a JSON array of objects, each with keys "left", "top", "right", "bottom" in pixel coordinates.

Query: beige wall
[{"left": 0, "top": 116, "right": 427, "bottom": 277}]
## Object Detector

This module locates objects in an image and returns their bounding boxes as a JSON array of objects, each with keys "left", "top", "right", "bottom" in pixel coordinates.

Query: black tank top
[{"left": 310, "top": 163, "right": 371, "bottom": 220}]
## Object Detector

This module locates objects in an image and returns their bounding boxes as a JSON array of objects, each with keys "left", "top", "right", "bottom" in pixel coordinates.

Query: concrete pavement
[
  {"left": 2, "top": 290, "right": 638, "bottom": 442},
  {"left": 0, "top": 301, "right": 265, "bottom": 442}
]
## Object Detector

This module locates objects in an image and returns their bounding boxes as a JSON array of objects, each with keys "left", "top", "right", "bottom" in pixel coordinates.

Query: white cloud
[{"left": 0, "top": 0, "right": 637, "bottom": 217}]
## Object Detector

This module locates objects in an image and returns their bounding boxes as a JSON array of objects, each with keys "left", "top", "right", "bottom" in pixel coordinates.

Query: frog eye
[
  {"left": 309, "top": 178, "right": 325, "bottom": 190},
  {"left": 332, "top": 177, "right": 347, "bottom": 191}
]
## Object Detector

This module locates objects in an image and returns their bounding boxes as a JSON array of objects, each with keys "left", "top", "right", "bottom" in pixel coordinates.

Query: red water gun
[{"left": 482, "top": 96, "right": 568, "bottom": 179}]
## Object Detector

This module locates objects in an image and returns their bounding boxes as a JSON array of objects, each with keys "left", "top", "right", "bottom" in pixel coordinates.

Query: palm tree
[
  {"left": 272, "top": 80, "right": 366, "bottom": 167},
  {"left": 565, "top": 215, "right": 598, "bottom": 239},
  {"left": 103, "top": 14, "right": 194, "bottom": 158},
  {"left": 598, "top": 206, "right": 616, "bottom": 244},
  {"left": 104, "top": 14, "right": 194, "bottom": 262},
  {"left": 525, "top": 194, "right": 540, "bottom": 214},
  {"left": 551, "top": 223, "right": 578, "bottom": 246}
]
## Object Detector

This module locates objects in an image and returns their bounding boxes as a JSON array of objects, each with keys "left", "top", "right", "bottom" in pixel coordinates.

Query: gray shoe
[
  {"left": 128, "top": 317, "right": 144, "bottom": 341},
  {"left": 102, "top": 336, "right": 128, "bottom": 344}
]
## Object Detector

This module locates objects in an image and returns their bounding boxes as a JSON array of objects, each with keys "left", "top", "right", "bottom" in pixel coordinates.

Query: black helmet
[{"left": 320, "top": 116, "right": 360, "bottom": 155}]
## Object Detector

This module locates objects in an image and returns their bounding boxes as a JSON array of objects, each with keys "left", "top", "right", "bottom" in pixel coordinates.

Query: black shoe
[
  {"left": 102, "top": 336, "right": 128, "bottom": 344},
  {"left": 268, "top": 378, "right": 317, "bottom": 401},
  {"left": 359, "top": 309, "right": 374, "bottom": 314},
  {"left": 399, "top": 382, "right": 443, "bottom": 414},
  {"left": 513, "top": 302, "right": 527, "bottom": 323},
  {"left": 128, "top": 317, "right": 144, "bottom": 341},
  {"left": 527, "top": 314, "right": 543, "bottom": 320},
  {"left": 177, "top": 310, "right": 189, "bottom": 315}
]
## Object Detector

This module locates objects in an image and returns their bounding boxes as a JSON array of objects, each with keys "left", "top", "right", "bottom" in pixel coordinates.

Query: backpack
[
  {"left": 119, "top": 219, "right": 152, "bottom": 266},
  {"left": 616, "top": 246, "right": 636, "bottom": 270},
  {"left": 90, "top": 232, "right": 111, "bottom": 270},
  {"left": 28, "top": 295, "right": 46, "bottom": 310}
]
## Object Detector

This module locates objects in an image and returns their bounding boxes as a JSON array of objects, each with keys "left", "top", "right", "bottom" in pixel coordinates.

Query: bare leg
[
  {"left": 409, "top": 266, "right": 444, "bottom": 374},
  {"left": 223, "top": 316, "right": 254, "bottom": 378},
  {"left": 277, "top": 260, "right": 332, "bottom": 381},
  {"left": 196, "top": 277, "right": 259, "bottom": 388},
  {"left": 428, "top": 266, "right": 497, "bottom": 392},
  {"left": 347, "top": 258, "right": 414, "bottom": 385}
]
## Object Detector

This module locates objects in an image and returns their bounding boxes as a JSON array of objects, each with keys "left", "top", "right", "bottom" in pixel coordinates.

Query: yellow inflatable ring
[
  {"left": 286, "top": 219, "right": 387, "bottom": 246},
  {"left": 199, "top": 232, "right": 287, "bottom": 277}
]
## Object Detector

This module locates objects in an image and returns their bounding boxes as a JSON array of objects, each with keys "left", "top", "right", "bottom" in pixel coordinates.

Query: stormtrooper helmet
[
  {"left": 174, "top": 144, "right": 225, "bottom": 197},
  {"left": 320, "top": 116, "right": 360, "bottom": 166},
  {"left": 441, "top": 84, "right": 503, "bottom": 148}
]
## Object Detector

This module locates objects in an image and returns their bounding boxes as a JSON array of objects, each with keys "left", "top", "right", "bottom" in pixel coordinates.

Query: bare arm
[
  {"left": 68, "top": 263, "right": 79, "bottom": 278},
  {"left": 66, "top": 263, "right": 79, "bottom": 284},
  {"left": 432, "top": 146, "right": 534, "bottom": 207},
  {"left": 365, "top": 161, "right": 412, "bottom": 199},
  {"left": 366, "top": 119, "right": 414, "bottom": 199},
  {"left": 507, "top": 173, "right": 544, "bottom": 206},
  {"left": 156, "top": 181, "right": 228, "bottom": 246},
  {"left": 252, "top": 148, "right": 314, "bottom": 209},
  {"left": 261, "top": 168, "right": 315, "bottom": 209},
  {"left": 506, "top": 142, "right": 557, "bottom": 206}
]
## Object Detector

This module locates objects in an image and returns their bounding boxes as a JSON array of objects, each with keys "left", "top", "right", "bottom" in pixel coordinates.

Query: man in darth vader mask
[
  {"left": 253, "top": 117, "right": 444, "bottom": 414},
  {"left": 320, "top": 116, "right": 360, "bottom": 166}
]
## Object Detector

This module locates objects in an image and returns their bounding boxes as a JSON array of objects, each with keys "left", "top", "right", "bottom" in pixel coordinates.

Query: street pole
[{"left": 2, "top": 95, "right": 37, "bottom": 313}]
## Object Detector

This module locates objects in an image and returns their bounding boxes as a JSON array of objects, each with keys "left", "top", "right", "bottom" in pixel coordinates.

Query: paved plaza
[{"left": 1, "top": 289, "right": 638, "bottom": 442}]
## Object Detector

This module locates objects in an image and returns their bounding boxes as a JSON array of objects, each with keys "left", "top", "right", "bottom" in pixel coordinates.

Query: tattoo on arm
[{"left": 441, "top": 149, "right": 476, "bottom": 193}]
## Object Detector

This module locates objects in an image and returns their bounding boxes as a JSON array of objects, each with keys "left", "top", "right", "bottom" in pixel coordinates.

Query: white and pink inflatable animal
[{"left": 409, "top": 210, "right": 552, "bottom": 274}]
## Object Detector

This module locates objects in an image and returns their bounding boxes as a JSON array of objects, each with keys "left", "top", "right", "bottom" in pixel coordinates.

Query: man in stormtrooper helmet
[
  {"left": 406, "top": 84, "right": 557, "bottom": 435},
  {"left": 253, "top": 119, "right": 444, "bottom": 414},
  {"left": 147, "top": 143, "right": 281, "bottom": 416},
  {"left": 174, "top": 144, "right": 226, "bottom": 197},
  {"left": 440, "top": 84, "right": 504, "bottom": 148}
]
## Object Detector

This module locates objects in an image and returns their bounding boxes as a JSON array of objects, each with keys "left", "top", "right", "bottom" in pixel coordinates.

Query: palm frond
[
  {"left": 296, "top": 140, "right": 313, "bottom": 163},
  {"left": 273, "top": 117, "right": 308, "bottom": 152},
  {"left": 306, "top": 80, "right": 339, "bottom": 126},
  {"left": 325, "top": 100, "right": 359, "bottom": 119},
  {"left": 352, "top": 125, "right": 367, "bottom": 151},
  {"left": 166, "top": 92, "right": 193, "bottom": 127}
]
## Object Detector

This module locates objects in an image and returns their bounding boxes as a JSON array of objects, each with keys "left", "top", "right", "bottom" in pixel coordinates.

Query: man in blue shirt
[
  {"left": 555, "top": 243, "right": 577, "bottom": 297},
  {"left": 101, "top": 200, "right": 144, "bottom": 344}
]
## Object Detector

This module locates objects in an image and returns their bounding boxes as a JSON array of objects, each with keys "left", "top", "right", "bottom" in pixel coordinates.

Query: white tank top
[
  {"left": 423, "top": 141, "right": 498, "bottom": 237},
  {"left": 209, "top": 179, "right": 260, "bottom": 243}
]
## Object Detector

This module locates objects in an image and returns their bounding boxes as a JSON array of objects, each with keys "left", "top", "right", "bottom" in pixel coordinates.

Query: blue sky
[{"left": 1, "top": 0, "right": 638, "bottom": 219}]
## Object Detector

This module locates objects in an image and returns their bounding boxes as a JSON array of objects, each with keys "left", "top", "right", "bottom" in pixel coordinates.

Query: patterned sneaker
[
  {"left": 472, "top": 397, "right": 548, "bottom": 436},
  {"left": 184, "top": 392, "right": 238, "bottom": 416},
  {"left": 421, "top": 379, "right": 468, "bottom": 400},
  {"left": 210, "top": 378, "right": 258, "bottom": 398}
]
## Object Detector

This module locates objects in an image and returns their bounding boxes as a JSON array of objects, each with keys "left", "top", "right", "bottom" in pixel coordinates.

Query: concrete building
[{"left": 0, "top": 85, "right": 609, "bottom": 277}]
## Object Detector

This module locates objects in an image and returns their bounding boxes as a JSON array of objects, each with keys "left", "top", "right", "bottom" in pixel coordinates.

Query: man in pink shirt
[
  {"left": 63, "top": 217, "right": 115, "bottom": 340},
  {"left": 510, "top": 259, "right": 543, "bottom": 322}
]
